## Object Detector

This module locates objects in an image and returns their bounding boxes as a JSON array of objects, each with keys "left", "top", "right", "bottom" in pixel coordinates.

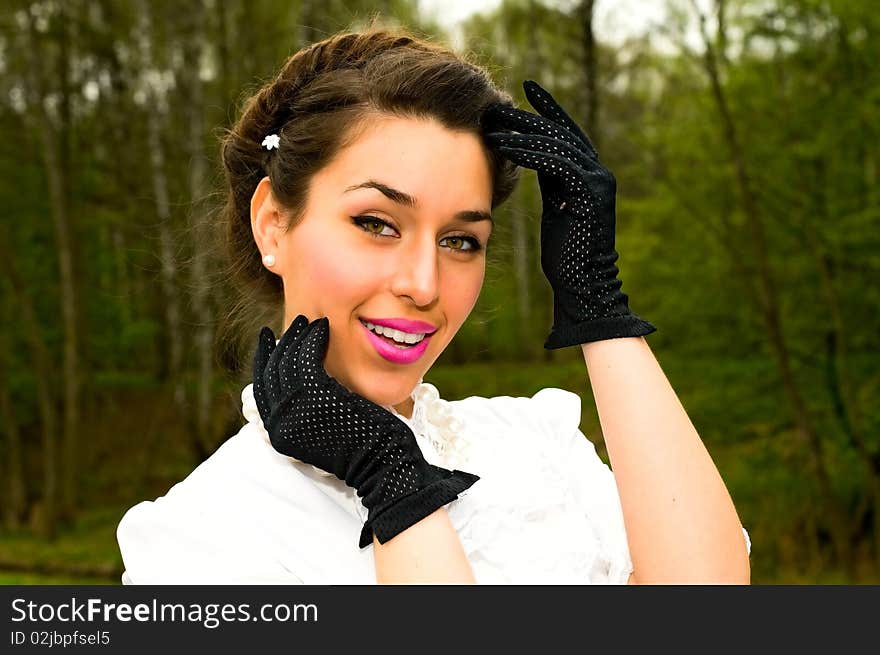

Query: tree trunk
[
  {"left": 804, "top": 162, "right": 880, "bottom": 574},
  {"left": 111, "top": 226, "right": 133, "bottom": 325},
  {"left": 0, "top": 330, "right": 26, "bottom": 530},
  {"left": 183, "top": 0, "right": 216, "bottom": 460},
  {"left": 522, "top": 0, "right": 550, "bottom": 363},
  {"left": 297, "top": 0, "right": 325, "bottom": 47},
  {"left": 715, "top": 0, "right": 728, "bottom": 69},
  {"left": 137, "top": 0, "right": 187, "bottom": 413},
  {"left": 578, "top": 0, "right": 599, "bottom": 148},
  {"left": 215, "top": 0, "right": 238, "bottom": 111},
  {"left": 23, "top": 3, "right": 80, "bottom": 527},
  {"left": 91, "top": 1, "right": 136, "bottom": 331},
  {"left": 0, "top": 233, "right": 58, "bottom": 540}
]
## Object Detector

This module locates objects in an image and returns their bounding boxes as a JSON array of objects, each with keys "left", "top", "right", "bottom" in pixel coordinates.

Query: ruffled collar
[
  {"left": 241, "top": 377, "right": 470, "bottom": 470},
  {"left": 385, "top": 378, "right": 470, "bottom": 469}
]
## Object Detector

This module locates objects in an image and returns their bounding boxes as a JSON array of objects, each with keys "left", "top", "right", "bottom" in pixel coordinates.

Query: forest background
[{"left": 1, "top": 0, "right": 877, "bottom": 584}]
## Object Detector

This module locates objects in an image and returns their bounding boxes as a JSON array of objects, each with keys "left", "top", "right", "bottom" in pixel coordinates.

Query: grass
[
  {"left": 0, "top": 506, "right": 125, "bottom": 585},
  {"left": 0, "top": 573, "right": 119, "bottom": 585}
]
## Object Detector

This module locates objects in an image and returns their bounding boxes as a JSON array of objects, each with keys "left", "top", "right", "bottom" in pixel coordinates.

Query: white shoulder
[
  {"left": 116, "top": 422, "right": 305, "bottom": 584},
  {"left": 451, "top": 386, "right": 582, "bottom": 448},
  {"left": 526, "top": 387, "right": 583, "bottom": 447}
]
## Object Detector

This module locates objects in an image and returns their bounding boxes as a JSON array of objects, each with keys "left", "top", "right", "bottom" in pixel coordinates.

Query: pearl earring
[{"left": 263, "top": 254, "right": 276, "bottom": 267}]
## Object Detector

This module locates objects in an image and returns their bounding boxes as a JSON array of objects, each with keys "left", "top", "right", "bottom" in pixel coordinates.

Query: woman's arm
[
  {"left": 372, "top": 507, "right": 476, "bottom": 584},
  {"left": 582, "top": 336, "right": 750, "bottom": 584}
]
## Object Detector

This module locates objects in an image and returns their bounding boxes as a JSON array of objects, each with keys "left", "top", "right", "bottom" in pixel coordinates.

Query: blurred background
[{"left": 0, "top": 0, "right": 877, "bottom": 584}]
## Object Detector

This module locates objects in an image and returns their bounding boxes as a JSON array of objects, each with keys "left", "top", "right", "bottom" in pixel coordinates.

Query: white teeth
[{"left": 363, "top": 321, "right": 426, "bottom": 345}]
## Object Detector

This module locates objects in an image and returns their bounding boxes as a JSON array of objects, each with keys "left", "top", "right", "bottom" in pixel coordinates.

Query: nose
[{"left": 389, "top": 236, "right": 440, "bottom": 307}]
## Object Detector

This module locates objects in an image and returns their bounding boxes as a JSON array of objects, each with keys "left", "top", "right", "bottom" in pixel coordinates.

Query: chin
[
  {"left": 326, "top": 370, "right": 409, "bottom": 406},
  {"left": 368, "top": 372, "right": 421, "bottom": 404},
  {"left": 363, "top": 386, "right": 414, "bottom": 409}
]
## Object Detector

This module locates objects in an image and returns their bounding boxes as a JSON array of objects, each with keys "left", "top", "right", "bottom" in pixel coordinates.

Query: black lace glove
[
  {"left": 482, "top": 80, "right": 656, "bottom": 348},
  {"left": 252, "top": 315, "right": 479, "bottom": 549}
]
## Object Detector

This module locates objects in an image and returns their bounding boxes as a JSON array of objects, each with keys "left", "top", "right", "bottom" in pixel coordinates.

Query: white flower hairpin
[{"left": 262, "top": 134, "right": 280, "bottom": 151}]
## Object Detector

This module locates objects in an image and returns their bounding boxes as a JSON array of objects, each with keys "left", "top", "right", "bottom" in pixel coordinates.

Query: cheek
[
  {"left": 310, "top": 252, "right": 357, "bottom": 289},
  {"left": 442, "top": 264, "right": 485, "bottom": 327},
  {"left": 283, "top": 231, "right": 374, "bottom": 322}
]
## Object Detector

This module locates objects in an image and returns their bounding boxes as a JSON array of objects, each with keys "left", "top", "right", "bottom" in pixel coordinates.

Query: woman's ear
[{"left": 251, "top": 176, "right": 284, "bottom": 269}]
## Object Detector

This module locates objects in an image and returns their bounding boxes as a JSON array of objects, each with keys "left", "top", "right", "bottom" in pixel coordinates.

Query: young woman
[{"left": 116, "top": 26, "right": 751, "bottom": 584}]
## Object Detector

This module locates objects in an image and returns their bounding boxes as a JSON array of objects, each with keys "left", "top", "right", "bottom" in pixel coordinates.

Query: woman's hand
[
  {"left": 482, "top": 80, "right": 656, "bottom": 348},
  {"left": 252, "top": 315, "right": 479, "bottom": 548}
]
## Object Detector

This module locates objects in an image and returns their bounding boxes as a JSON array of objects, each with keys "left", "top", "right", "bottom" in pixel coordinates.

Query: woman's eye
[
  {"left": 440, "top": 235, "right": 483, "bottom": 253},
  {"left": 352, "top": 216, "right": 396, "bottom": 238}
]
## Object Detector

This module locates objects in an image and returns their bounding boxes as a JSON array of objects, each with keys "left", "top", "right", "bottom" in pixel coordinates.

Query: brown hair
[{"left": 214, "top": 24, "right": 520, "bottom": 377}]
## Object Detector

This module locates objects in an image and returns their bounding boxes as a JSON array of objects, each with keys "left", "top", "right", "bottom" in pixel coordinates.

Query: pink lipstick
[
  {"left": 360, "top": 317, "right": 437, "bottom": 334},
  {"left": 359, "top": 319, "right": 433, "bottom": 365}
]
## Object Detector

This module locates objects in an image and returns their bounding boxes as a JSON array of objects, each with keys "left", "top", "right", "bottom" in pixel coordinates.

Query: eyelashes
[{"left": 351, "top": 215, "right": 484, "bottom": 253}]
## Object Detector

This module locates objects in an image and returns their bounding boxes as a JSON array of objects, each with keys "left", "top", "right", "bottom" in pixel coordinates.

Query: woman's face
[{"left": 251, "top": 115, "right": 494, "bottom": 419}]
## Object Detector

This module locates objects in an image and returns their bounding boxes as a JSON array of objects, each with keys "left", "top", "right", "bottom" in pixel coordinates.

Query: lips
[
  {"left": 359, "top": 319, "right": 432, "bottom": 365},
  {"left": 359, "top": 316, "right": 438, "bottom": 335}
]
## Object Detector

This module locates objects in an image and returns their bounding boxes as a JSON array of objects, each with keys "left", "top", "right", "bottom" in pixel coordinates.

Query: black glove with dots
[
  {"left": 482, "top": 80, "right": 656, "bottom": 348},
  {"left": 253, "top": 315, "right": 480, "bottom": 549}
]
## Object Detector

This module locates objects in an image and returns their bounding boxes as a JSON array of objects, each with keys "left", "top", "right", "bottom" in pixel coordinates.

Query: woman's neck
[{"left": 393, "top": 397, "right": 414, "bottom": 420}]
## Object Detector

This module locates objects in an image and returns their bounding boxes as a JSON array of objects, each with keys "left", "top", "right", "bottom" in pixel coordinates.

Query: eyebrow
[{"left": 343, "top": 180, "right": 493, "bottom": 228}]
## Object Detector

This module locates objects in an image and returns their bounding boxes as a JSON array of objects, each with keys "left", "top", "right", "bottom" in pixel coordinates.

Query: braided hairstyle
[{"left": 215, "top": 25, "right": 520, "bottom": 377}]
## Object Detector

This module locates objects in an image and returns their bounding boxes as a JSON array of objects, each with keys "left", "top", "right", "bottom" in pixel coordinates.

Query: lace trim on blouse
[{"left": 383, "top": 378, "right": 471, "bottom": 471}]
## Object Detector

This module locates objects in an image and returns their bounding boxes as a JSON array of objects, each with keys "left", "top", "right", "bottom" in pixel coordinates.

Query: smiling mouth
[{"left": 358, "top": 318, "right": 428, "bottom": 350}]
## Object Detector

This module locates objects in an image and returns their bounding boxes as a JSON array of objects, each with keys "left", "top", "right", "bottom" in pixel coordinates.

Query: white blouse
[{"left": 116, "top": 380, "right": 751, "bottom": 584}]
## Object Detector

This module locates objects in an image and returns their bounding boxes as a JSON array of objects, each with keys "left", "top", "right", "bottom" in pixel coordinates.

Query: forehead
[{"left": 312, "top": 115, "right": 493, "bottom": 206}]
